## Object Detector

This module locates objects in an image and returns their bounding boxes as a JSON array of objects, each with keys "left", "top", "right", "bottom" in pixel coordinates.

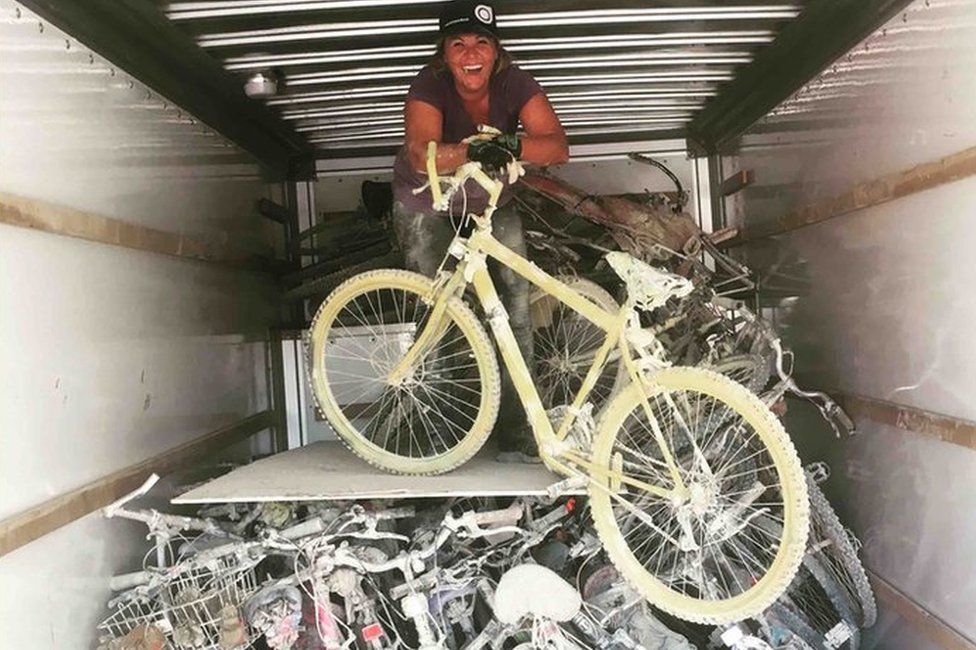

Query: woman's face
[{"left": 443, "top": 32, "right": 497, "bottom": 94}]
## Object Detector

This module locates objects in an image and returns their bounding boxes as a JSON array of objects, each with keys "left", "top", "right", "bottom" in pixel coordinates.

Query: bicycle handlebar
[
  {"left": 279, "top": 517, "right": 327, "bottom": 541},
  {"left": 301, "top": 504, "right": 525, "bottom": 585},
  {"left": 421, "top": 140, "right": 523, "bottom": 215},
  {"left": 104, "top": 473, "right": 160, "bottom": 518},
  {"left": 109, "top": 570, "right": 153, "bottom": 592},
  {"left": 458, "top": 503, "right": 523, "bottom": 528},
  {"left": 108, "top": 535, "right": 294, "bottom": 593},
  {"left": 281, "top": 504, "right": 416, "bottom": 541}
]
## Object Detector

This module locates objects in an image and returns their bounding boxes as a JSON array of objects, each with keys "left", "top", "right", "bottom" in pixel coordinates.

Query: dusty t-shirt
[{"left": 392, "top": 63, "right": 543, "bottom": 216}]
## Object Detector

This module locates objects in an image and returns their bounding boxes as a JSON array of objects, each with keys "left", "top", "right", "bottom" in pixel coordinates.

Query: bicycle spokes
[
  {"left": 607, "top": 385, "right": 792, "bottom": 603},
  {"left": 322, "top": 284, "right": 487, "bottom": 459}
]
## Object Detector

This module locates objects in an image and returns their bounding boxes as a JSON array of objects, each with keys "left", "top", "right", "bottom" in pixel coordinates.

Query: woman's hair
[{"left": 430, "top": 34, "right": 513, "bottom": 76}]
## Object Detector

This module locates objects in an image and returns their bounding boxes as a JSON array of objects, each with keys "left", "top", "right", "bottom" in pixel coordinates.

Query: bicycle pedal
[
  {"left": 805, "top": 461, "right": 831, "bottom": 484},
  {"left": 825, "top": 622, "right": 852, "bottom": 648}
]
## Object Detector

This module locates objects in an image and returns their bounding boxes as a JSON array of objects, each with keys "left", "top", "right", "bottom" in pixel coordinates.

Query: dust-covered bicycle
[{"left": 307, "top": 142, "right": 809, "bottom": 624}]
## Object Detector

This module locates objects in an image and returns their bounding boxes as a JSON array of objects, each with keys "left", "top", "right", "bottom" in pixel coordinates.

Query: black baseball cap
[{"left": 439, "top": 0, "right": 498, "bottom": 38}]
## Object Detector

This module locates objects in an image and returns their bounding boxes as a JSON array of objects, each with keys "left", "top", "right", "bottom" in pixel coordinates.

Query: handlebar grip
[
  {"left": 109, "top": 570, "right": 152, "bottom": 592},
  {"left": 280, "top": 518, "right": 326, "bottom": 540},
  {"left": 833, "top": 406, "right": 856, "bottom": 435},
  {"left": 104, "top": 473, "right": 160, "bottom": 517},
  {"left": 469, "top": 505, "right": 522, "bottom": 526},
  {"left": 375, "top": 506, "right": 415, "bottom": 520}
]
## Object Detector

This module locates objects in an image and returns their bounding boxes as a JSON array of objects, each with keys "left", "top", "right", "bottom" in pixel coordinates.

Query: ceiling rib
[
  {"left": 17, "top": 0, "right": 311, "bottom": 175},
  {"left": 687, "top": 0, "right": 916, "bottom": 151},
  {"left": 154, "top": 1, "right": 810, "bottom": 159}
]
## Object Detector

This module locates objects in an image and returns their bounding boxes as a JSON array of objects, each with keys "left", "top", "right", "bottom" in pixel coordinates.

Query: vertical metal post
[
  {"left": 707, "top": 154, "right": 725, "bottom": 231},
  {"left": 281, "top": 337, "right": 306, "bottom": 449},
  {"left": 692, "top": 154, "right": 724, "bottom": 273},
  {"left": 294, "top": 180, "right": 316, "bottom": 266},
  {"left": 268, "top": 328, "right": 289, "bottom": 453},
  {"left": 287, "top": 180, "right": 317, "bottom": 323},
  {"left": 692, "top": 154, "right": 723, "bottom": 233}
]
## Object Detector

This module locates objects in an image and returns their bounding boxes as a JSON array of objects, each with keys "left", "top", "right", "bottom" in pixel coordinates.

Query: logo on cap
[{"left": 474, "top": 4, "right": 493, "bottom": 24}]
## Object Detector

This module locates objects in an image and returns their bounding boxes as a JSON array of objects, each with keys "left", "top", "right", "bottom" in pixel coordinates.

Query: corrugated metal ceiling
[{"left": 158, "top": 1, "right": 807, "bottom": 155}]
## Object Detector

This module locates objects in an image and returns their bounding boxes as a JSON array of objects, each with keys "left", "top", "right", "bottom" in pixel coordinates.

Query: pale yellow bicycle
[{"left": 307, "top": 148, "right": 809, "bottom": 624}]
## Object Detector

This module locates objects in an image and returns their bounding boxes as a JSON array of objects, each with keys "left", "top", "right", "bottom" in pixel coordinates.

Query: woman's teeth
[{"left": 463, "top": 65, "right": 483, "bottom": 73}]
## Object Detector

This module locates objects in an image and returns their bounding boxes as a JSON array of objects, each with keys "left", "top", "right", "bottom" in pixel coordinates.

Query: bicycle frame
[{"left": 387, "top": 161, "right": 686, "bottom": 502}]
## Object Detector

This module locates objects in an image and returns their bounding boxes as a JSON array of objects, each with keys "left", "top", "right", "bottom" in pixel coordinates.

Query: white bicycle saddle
[
  {"left": 493, "top": 564, "right": 582, "bottom": 624},
  {"left": 605, "top": 251, "right": 694, "bottom": 310}
]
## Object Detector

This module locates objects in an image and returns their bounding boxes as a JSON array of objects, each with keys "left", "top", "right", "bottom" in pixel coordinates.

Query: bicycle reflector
[{"left": 362, "top": 623, "right": 385, "bottom": 642}]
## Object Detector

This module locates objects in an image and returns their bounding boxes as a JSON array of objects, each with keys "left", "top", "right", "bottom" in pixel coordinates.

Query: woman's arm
[
  {"left": 405, "top": 92, "right": 569, "bottom": 173},
  {"left": 405, "top": 100, "right": 468, "bottom": 173},
  {"left": 518, "top": 93, "right": 569, "bottom": 166}
]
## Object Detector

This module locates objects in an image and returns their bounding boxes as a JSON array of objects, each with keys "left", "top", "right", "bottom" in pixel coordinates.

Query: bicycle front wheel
[
  {"left": 588, "top": 367, "right": 808, "bottom": 624},
  {"left": 308, "top": 269, "right": 501, "bottom": 475}
]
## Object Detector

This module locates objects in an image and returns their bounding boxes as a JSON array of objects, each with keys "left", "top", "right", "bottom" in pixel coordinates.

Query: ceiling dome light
[{"left": 244, "top": 71, "right": 278, "bottom": 98}]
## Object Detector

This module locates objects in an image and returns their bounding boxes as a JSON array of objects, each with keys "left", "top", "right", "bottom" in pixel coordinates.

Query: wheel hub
[{"left": 688, "top": 480, "right": 717, "bottom": 517}]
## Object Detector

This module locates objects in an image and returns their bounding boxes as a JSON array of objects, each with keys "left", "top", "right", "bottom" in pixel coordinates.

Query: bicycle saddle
[
  {"left": 606, "top": 251, "right": 694, "bottom": 310},
  {"left": 493, "top": 564, "right": 582, "bottom": 624}
]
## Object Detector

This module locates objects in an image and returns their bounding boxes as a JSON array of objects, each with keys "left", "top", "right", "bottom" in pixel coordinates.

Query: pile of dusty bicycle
[
  {"left": 98, "top": 160, "right": 875, "bottom": 649},
  {"left": 97, "top": 284, "right": 875, "bottom": 650},
  {"left": 97, "top": 461, "right": 873, "bottom": 649}
]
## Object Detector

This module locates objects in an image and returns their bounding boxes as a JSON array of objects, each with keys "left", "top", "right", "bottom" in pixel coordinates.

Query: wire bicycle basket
[{"left": 98, "top": 556, "right": 261, "bottom": 650}]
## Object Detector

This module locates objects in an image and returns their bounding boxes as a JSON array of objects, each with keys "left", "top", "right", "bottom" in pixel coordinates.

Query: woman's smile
[{"left": 444, "top": 33, "right": 497, "bottom": 94}]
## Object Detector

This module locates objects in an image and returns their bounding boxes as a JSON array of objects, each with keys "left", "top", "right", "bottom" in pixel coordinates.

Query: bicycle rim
[
  {"left": 308, "top": 269, "right": 501, "bottom": 475},
  {"left": 588, "top": 367, "right": 808, "bottom": 624},
  {"left": 766, "top": 603, "right": 825, "bottom": 650}
]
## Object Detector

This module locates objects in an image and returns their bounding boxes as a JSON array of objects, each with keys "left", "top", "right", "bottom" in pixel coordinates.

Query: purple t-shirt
[{"left": 392, "top": 63, "right": 543, "bottom": 215}]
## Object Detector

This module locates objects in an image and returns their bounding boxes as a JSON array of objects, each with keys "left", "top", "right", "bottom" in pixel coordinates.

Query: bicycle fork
[{"left": 385, "top": 260, "right": 469, "bottom": 386}]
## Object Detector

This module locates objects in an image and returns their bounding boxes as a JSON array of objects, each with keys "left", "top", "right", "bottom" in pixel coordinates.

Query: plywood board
[{"left": 173, "top": 441, "right": 576, "bottom": 504}]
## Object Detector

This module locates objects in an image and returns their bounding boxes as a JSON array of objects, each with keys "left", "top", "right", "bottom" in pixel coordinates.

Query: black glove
[{"left": 467, "top": 134, "right": 522, "bottom": 172}]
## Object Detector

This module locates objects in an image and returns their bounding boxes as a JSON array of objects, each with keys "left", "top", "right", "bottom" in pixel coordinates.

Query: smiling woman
[{"left": 390, "top": 0, "right": 568, "bottom": 463}]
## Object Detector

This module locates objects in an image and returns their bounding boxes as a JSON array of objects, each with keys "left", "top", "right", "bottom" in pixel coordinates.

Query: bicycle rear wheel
[
  {"left": 588, "top": 367, "right": 808, "bottom": 624},
  {"left": 806, "top": 472, "right": 877, "bottom": 628},
  {"left": 705, "top": 352, "right": 773, "bottom": 394},
  {"left": 789, "top": 556, "right": 861, "bottom": 649},
  {"left": 307, "top": 269, "right": 501, "bottom": 475},
  {"left": 765, "top": 603, "right": 823, "bottom": 649},
  {"left": 530, "top": 276, "right": 623, "bottom": 411}
]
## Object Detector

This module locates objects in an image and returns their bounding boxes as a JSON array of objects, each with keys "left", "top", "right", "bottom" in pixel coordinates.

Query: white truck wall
[
  {"left": 0, "top": 2, "right": 281, "bottom": 647},
  {"left": 725, "top": 0, "right": 976, "bottom": 646}
]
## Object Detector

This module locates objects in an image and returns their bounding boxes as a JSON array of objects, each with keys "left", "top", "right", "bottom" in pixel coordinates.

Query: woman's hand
[{"left": 467, "top": 134, "right": 522, "bottom": 171}]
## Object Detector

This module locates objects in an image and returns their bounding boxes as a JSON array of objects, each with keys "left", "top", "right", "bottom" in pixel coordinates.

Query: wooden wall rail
[
  {"left": 869, "top": 571, "right": 976, "bottom": 650},
  {"left": 727, "top": 144, "right": 976, "bottom": 245},
  {"left": 0, "top": 192, "right": 275, "bottom": 272},
  {"left": 721, "top": 169, "right": 755, "bottom": 196},
  {"left": 0, "top": 411, "right": 273, "bottom": 557},
  {"left": 835, "top": 393, "right": 976, "bottom": 452}
]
